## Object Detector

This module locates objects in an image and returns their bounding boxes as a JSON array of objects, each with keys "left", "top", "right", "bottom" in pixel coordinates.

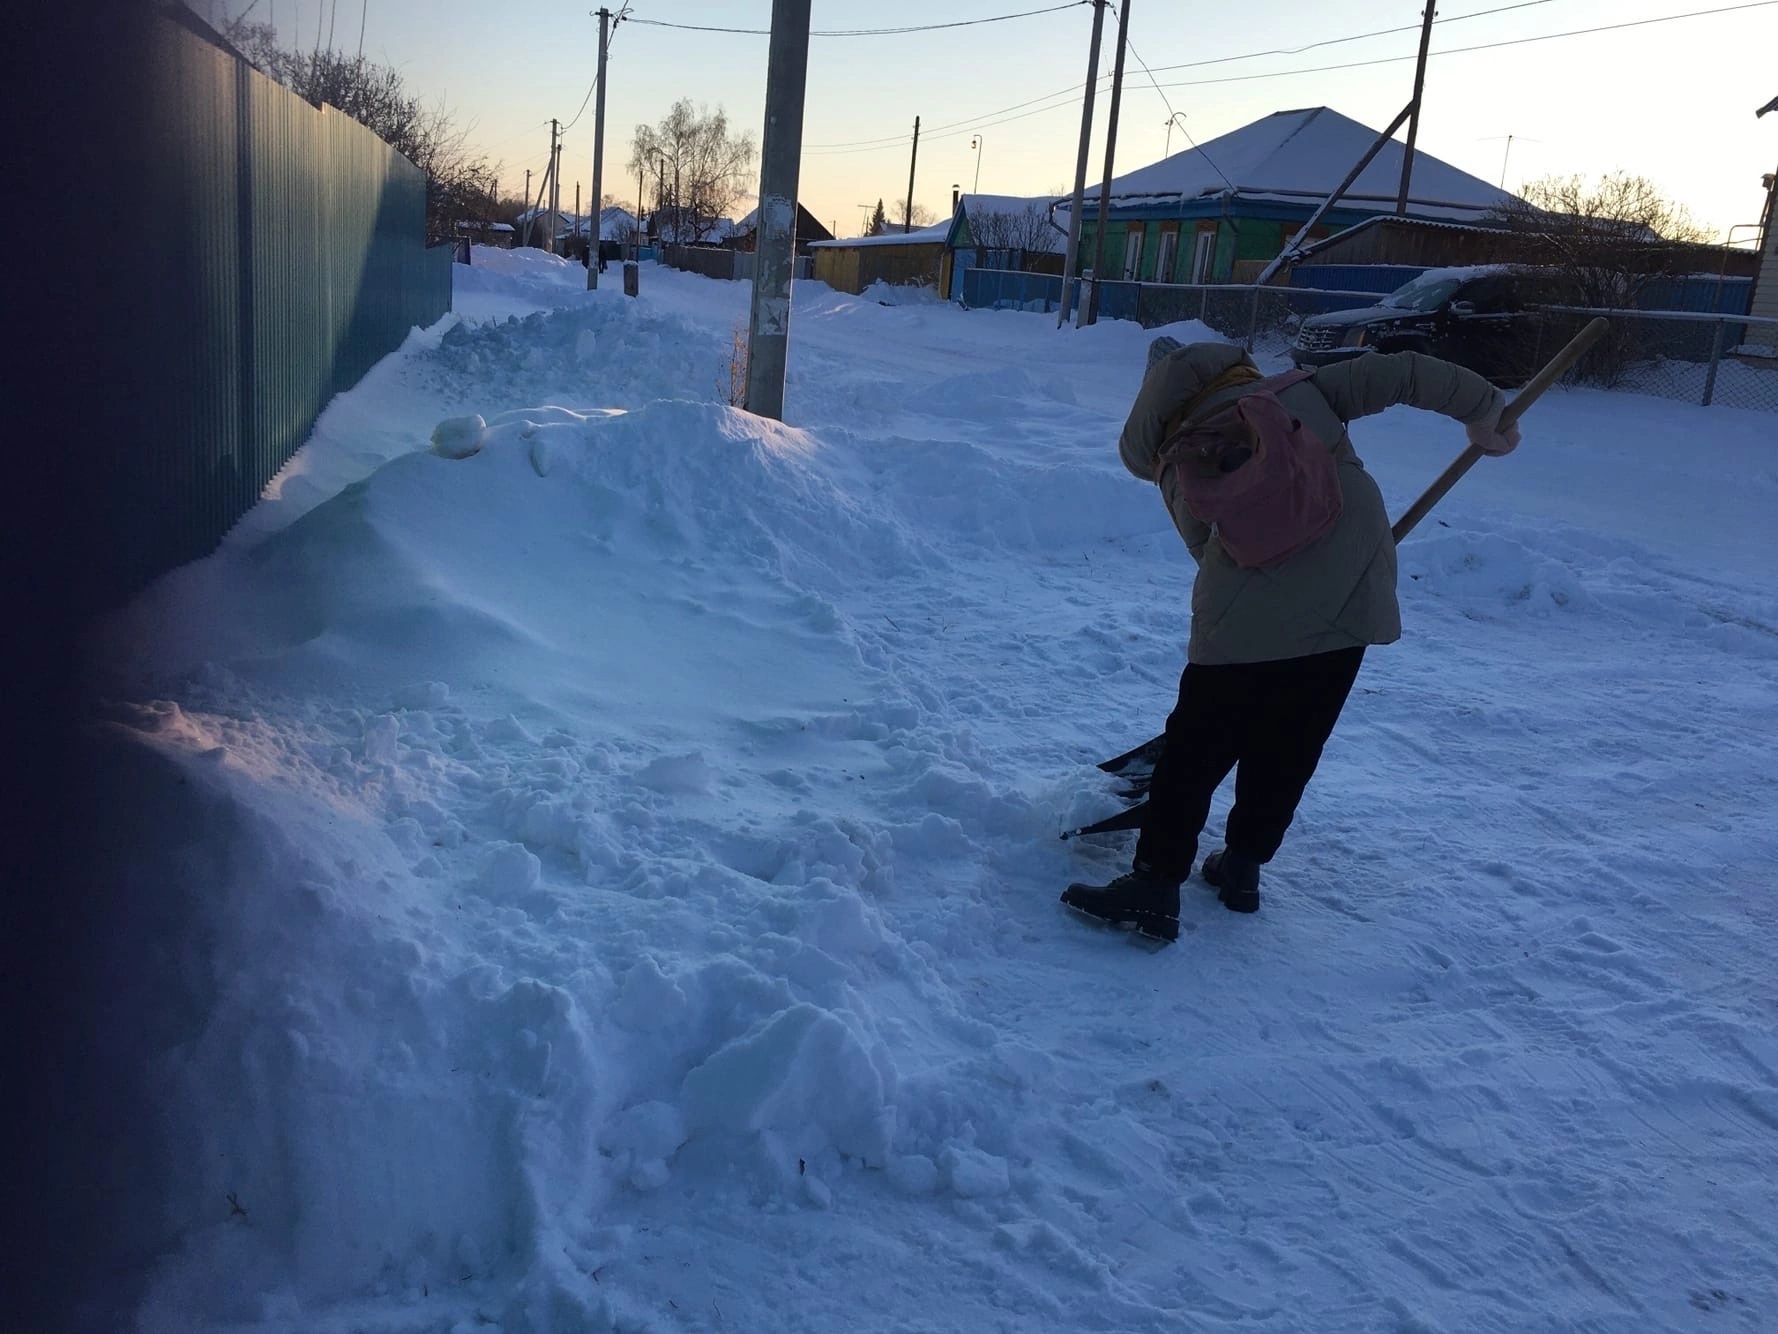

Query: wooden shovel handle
[{"left": 1390, "top": 317, "right": 1611, "bottom": 545}]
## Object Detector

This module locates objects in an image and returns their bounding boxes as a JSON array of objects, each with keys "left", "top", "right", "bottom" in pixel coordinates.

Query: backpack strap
[{"left": 1255, "top": 368, "right": 1315, "bottom": 393}]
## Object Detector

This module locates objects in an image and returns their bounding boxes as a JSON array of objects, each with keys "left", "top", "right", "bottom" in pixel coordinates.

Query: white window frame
[
  {"left": 1154, "top": 228, "right": 1179, "bottom": 284},
  {"left": 1122, "top": 227, "right": 1145, "bottom": 281},
  {"left": 1191, "top": 229, "right": 1216, "bottom": 283}
]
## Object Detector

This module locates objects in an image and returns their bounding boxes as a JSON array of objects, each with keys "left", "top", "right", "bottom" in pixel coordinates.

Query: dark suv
[{"left": 1290, "top": 267, "right": 1575, "bottom": 387}]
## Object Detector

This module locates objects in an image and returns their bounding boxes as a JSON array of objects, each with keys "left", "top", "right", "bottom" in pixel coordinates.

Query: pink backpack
[{"left": 1160, "top": 369, "right": 1343, "bottom": 568}]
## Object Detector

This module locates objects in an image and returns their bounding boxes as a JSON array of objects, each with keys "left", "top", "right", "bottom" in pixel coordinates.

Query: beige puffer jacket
[{"left": 1119, "top": 344, "right": 1504, "bottom": 665}]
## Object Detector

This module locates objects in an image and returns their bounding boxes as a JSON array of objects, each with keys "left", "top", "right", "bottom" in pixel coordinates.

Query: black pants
[{"left": 1134, "top": 646, "right": 1365, "bottom": 881}]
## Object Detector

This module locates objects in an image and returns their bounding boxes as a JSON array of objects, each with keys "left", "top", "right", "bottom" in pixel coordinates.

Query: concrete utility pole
[
  {"left": 1084, "top": 0, "right": 1132, "bottom": 326},
  {"left": 1396, "top": 3, "right": 1436, "bottom": 215},
  {"left": 904, "top": 116, "right": 921, "bottom": 233},
  {"left": 744, "top": 0, "right": 812, "bottom": 421},
  {"left": 588, "top": 6, "right": 611, "bottom": 289},
  {"left": 1058, "top": 0, "right": 1109, "bottom": 328}
]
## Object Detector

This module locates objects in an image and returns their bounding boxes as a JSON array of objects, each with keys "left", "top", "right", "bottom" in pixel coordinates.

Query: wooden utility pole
[
  {"left": 744, "top": 0, "right": 813, "bottom": 421},
  {"left": 1058, "top": 0, "right": 1109, "bottom": 328},
  {"left": 1084, "top": 0, "right": 1132, "bottom": 326},
  {"left": 546, "top": 119, "right": 561, "bottom": 253},
  {"left": 522, "top": 168, "right": 531, "bottom": 243},
  {"left": 903, "top": 116, "right": 921, "bottom": 233},
  {"left": 589, "top": 6, "right": 611, "bottom": 288},
  {"left": 1396, "top": 4, "right": 1436, "bottom": 215}
]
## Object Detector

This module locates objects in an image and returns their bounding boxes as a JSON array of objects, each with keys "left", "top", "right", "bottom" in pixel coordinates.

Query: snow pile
[
  {"left": 82, "top": 251, "right": 1778, "bottom": 1332},
  {"left": 859, "top": 278, "right": 945, "bottom": 306}
]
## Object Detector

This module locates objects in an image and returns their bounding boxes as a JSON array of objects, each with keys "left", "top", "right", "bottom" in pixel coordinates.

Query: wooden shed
[{"left": 809, "top": 221, "right": 949, "bottom": 295}]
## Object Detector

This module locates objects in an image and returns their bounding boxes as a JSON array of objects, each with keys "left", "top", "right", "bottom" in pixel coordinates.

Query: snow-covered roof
[
  {"left": 455, "top": 220, "right": 515, "bottom": 233},
  {"left": 952, "top": 194, "right": 1066, "bottom": 253},
  {"left": 809, "top": 219, "right": 952, "bottom": 249},
  {"left": 731, "top": 203, "right": 833, "bottom": 241},
  {"left": 1059, "top": 107, "right": 1516, "bottom": 223},
  {"left": 596, "top": 206, "right": 637, "bottom": 240},
  {"left": 958, "top": 192, "right": 1059, "bottom": 217}
]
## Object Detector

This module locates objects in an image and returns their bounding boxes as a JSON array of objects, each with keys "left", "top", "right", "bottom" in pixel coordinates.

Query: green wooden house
[{"left": 1063, "top": 106, "right": 1517, "bottom": 285}]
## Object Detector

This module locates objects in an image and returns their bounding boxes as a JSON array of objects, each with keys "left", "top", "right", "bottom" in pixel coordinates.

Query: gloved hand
[{"left": 1465, "top": 407, "right": 1522, "bottom": 456}]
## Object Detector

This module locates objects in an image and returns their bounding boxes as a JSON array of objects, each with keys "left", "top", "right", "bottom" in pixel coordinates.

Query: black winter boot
[
  {"left": 1200, "top": 849, "right": 1261, "bottom": 913},
  {"left": 1061, "top": 869, "right": 1181, "bottom": 943}
]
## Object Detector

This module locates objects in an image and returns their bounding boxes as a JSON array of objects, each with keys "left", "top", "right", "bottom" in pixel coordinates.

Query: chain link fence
[
  {"left": 960, "top": 270, "right": 1778, "bottom": 413},
  {"left": 1521, "top": 307, "right": 1778, "bottom": 413}
]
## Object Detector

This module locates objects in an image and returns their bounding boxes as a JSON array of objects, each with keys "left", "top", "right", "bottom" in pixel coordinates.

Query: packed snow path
[{"left": 90, "top": 251, "right": 1778, "bottom": 1332}]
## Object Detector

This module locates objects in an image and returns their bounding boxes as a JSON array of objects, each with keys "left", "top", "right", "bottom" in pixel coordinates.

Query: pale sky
[{"left": 208, "top": 0, "right": 1776, "bottom": 244}]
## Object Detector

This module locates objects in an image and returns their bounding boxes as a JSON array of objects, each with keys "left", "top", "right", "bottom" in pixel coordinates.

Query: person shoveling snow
[{"left": 1062, "top": 339, "right": 1521, "bottom": 943}]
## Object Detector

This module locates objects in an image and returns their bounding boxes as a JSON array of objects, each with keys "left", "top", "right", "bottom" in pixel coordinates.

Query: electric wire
[
  {"left": 1143, "top": 1, "right": 1778, "bottom": 92},
  {"left": 622, "top": 1, "right": 1090, "bottom": 38},
  {"left": 805, "top": 1, "right": 1777, "bottom": 155},
  {"left": 1124, "top": 37, "right": 1235, "bottom": 190},
  {"left": 803, "top": 0, "right": 1569, "bottom": 150}
]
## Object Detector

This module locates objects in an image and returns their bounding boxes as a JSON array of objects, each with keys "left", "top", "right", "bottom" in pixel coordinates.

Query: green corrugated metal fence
[{"left": 106, "top": 18, "right": 452, "bottom": 607}]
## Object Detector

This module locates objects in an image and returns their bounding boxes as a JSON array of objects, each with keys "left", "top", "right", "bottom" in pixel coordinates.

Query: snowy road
[{"left": 90, "top": 252, "right": 1778, "bottom": 1333}]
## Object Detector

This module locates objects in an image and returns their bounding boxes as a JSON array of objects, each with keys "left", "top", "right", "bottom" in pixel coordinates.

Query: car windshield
[{"left": 1381, "top": 275, "right": 1465, "bottom": 312}]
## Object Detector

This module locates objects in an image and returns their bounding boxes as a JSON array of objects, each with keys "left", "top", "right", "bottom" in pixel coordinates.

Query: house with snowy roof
[
  {"left": 725, "top": 203, "right": 834, "bottom": 253},
  {"left": 943, "top": 193, "right": 1067, "bottom": 298},
  {"left": 1058, "top": 106, "right": 1517, "bottom": 285},
  {"left": 809, "top": 218, "right": 952, "bottom": 294}
]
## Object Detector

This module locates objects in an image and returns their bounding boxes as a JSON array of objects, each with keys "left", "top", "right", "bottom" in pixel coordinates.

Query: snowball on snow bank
[{"left": 431, "top": 414, "right": 487, "bottom": 459}]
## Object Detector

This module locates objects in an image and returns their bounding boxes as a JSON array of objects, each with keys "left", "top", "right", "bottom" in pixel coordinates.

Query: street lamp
[
  {"left": 1164, "top": 112, "right": 1188, "bottom": 157},
  {"left": 970, "top": 135, "right": 984, "bottom": 194}
]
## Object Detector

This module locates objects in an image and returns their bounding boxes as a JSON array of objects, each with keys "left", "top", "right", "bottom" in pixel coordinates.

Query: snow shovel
[
  {"left": 1389, "top": 315, "right": 1609, "bottom": 542},
  {"left": 1063, "top": 316, "right": 1612, "bottom": 841}
]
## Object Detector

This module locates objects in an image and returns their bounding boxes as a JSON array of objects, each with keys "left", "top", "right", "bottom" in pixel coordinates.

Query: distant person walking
[{"left": 1063, "top": 340, "right": 1520, "bottom": 942}]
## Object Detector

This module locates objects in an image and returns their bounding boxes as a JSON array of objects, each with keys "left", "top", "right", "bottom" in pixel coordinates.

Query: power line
[
  {"left": 802, "top": 0, "right": 1567, "bottom": 150},
  {"left": 1124, "top": 37, "right": 1234, "bottom": 190},
  {"left": 623, "top": 1, "right": 1090, "bottom": 37},
  {"left": 804, "top": 87, "right": 1091, "bottom": 155},
  {"left": 563, "top": 5, "right": 629, "bottom": 133},
  {"left": 807, "top": 0, "right": 1777, "bottom": 155},
  {"left": 1136, "top": 0, "right": 1565, "bottom": 76},
  {"left": 806, "top": 83, "right": 1088, "bottom": 152},
  {"left": 1142, "top": 1, "right": 1778, "bottom": 92}
]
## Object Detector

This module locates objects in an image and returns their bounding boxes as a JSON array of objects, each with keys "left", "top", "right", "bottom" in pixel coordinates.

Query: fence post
[
  {"left": 1199, "top": 287, "right": 1208, "bottom": 324},
  {"left": 1700, "top": 318, "right": 1727, "bottom": 407},
  {"left": 1245, "top": 287, "right": 1261, "bottom": 351}
]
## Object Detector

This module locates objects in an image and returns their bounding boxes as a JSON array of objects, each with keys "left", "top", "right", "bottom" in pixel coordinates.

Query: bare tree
[
  {"left": 1489, "top": 172, "right": 1715, "bottom": 307},
  {"left": 1490, "top": 173, "right": 1719, "bottom": 385},
  {"left": 222, "top": 18, "right": 497, "bottom": 243},
  {"left": 628, "top": 100, "right": 756, "bottom": 244},
  {"left": 908, "top": 202, "right": 939, "bottom": 228},
  {"left": 969, "top": 202, "right": 1056, "bottom": 253}
]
